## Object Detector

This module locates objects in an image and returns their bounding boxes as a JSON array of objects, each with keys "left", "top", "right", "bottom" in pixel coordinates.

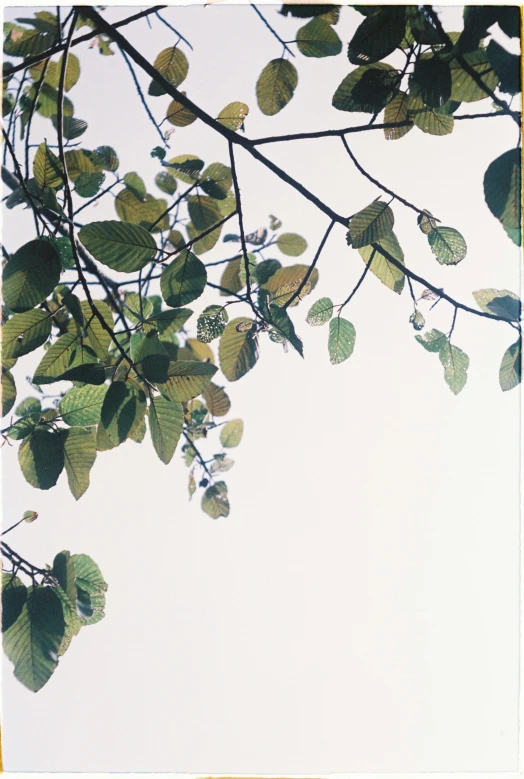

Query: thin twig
[
  {"left": 154, "top": 11, "right": 193, "bottom": 50},
  {"left": 120, "top": 47, "right": 165, "bottom": 145},
  {"left": 338, "top": 250, "right": 375, "bottom": 313},
  {"left": 228, "top": 141, "right": 258, "bottom": 315},
  {"left": 250, "top": 4, "right": 295, "bottom": 57},
  {"left": 283, "top": 220, "right": 336, "bottom": 310},
  {"left": 341, "top": 136, "right": 439, "bottom": 221}
]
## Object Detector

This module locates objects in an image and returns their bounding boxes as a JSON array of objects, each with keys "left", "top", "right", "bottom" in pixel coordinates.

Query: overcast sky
[{"left": 1, "top": 3, "right": 522, "bottom": 773}]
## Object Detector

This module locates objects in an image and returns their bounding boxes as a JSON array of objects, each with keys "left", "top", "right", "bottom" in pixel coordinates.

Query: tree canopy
[{"left": 1, "top": 4, "right": 521, "bottom": 693}]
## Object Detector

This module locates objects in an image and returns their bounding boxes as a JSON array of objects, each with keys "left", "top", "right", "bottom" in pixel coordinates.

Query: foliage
[{"left": 1, "top": 4, "right": 521, "bottom": 693}]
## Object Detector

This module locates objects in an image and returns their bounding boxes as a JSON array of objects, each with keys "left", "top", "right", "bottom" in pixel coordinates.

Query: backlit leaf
[
  {"left": 439, "top": 342, "right": 469, "bottom": 394},
  {"left": 19, "top": 429, "right": 64, "bottom": 489},
  {"left": 256, "top": 58, "right": 298, "bottom": 116},
  {"left": 202, "top": 382, "right": 231, "bottom": 417},
  {"left": 79, "top": 221, "right": 157, "bottom": 273},
  {"left": 297, "top": 18, "right": 342, "bottom": 57},
  {"left": 219, "top": 318, "right": 259, "bottom": 382},
  {"left": 2, "top": 309, "right": 52, "bottom": 359},
  {"left": 217, "top": 101, "right": 249, "bottom": 130},
  {"left": 499, "top": 340, "right": 521, "bottom": 391},
  {"left": 347, "top": 7, "right": 405, "bottom": 64},
  {"left": 63, "top": 427, "right": 97, "bottom": 500},
  {"left": 307, "top": 297, "right": 333, "bottom": 326},
  {"left": 157, "top": 361, "right": 217, "bottom": 403},
  {"left": 328, "top": 317, "right": 356, "bottom": 364},
  {"left": 59, "top": 385, "right": 108, "bottom": 426},
  {"left": 201, "top": 481, "right": 229, "bottom": 519},
  {"left": 148, "top": 395, "right": 184, "bottom": 464},
  {"left": 427, "top": 226, "right": 467, "bottom": 264},
  {"left": 348, "top": 201, "right": 394, "bottom": 248}
]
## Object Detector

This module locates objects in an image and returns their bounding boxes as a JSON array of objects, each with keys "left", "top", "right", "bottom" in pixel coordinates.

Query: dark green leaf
[
  {"left": 18, "top": 429, "right": 64, "bottom": 489},
  {"left": 347, "top": 7, "right": 405, "bottom": 65},
  {"left": 269, "top": 303, "right": 303, "bottom": 356},
  {"left": 99, "top": 382, "right": 137, "bottom": 445},
  {"left": 486, "top": 40, "right": 520, "bottom": 95},
  {"left": 500, "top": 340, "right": 521, "bottom": 391},
  {"left": 63, "top": 427, "right": 97, "bottom": 499},
  {"left": 297, "top": 18, "right": 342, "bottom": 57},
  {"left": 2, "top": 573, "right": 27, "bottom": 633},
  {"left": 160, "top": 250, "right": 207, "bottom": 308},
  {"left": 2, "top": 239, "right": 61, "bottom": 313},
  {"left": 333, "top": 63, "right": 398, "bottom": 113},
  {"left": 484, "top": 149, "right": 521, "bottom": 232},
  {"left": 2, "top": 370, "right": 16, "bottom": 417},
  {"left": 197, "top": 305, "right": 228, "bottom": 343},
  {"left": 3, "top": 586, "right": 65, "bottom": 692},
  {"left": 411, "top": 55, "right": 451, "bottom": 108}
]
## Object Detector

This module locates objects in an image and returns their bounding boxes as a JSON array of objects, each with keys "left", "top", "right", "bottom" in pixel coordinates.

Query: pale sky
[{"left": 1, "top": 4, "right": 522, "bottom": 773}]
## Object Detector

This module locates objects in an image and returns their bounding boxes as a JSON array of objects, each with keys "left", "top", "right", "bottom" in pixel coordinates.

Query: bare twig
[
  {"left": 250, "top": 4, "right": 295, "bottom": 57},
  {"left": 283, "top": 220, "right": 336, "bottom": 310}
]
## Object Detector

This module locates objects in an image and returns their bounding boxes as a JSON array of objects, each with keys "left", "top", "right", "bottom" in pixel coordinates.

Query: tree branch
[
  {"left": 3, "top": 6, "right": 167, "bottom": 78},
  {"left": 119, "top": 47, "right": 165, "bottom": 146}
]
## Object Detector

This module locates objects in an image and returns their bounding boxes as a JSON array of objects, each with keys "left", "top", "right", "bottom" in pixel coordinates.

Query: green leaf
[
  {"left": 187, "top": 195, "right": 223, "bottom": 231},
  {"left": 160, "top": 250, "right": 207, "bottom": 308},
  {"left": 254, "top": 259, "right": 281, "bottom": 285},
  {"left": 202, "top": 382, "right": 231, "bottom": 417},
  {"left": 91, "top": 145, "right": 119, "bottom": 172},
  {"left": 2, "top": 309, "right": 52, "bottom": 359},
  {"left": 64, "top": 148, "right": 95, "bottom": 181},
  {"left": 417, "top": 210, "right": 438, "bottom": 235},
  {"left": 499, "top": 340, "right": 521, "bottom": 391},
  {"left": 2, "top": 370, "right": 16, "bottom": 417},
  {"left": 486, "top": 40, "right": 520, "bottom": 95},
  {"left": 472, "top": 289, "right": 521, "bottom": 320},
  {"left": 52, "top": 551, "right": 78, "bottom": 610},
  {"left": 220, "top": 418, "right": 244, "bottom": 447},
  {"left": 15, "top": 397, "right": 41, "bottom": 417},
  {"left": 164, "top": 154, "right": 204, "bottom": 184},
  {"left": 200, "top": 163, "right": 232, "bottom": 200},
  {"left": 332, "top": 62, "right": 398, "bottom": 113},
  {"left": 155, "top": 171, "right": 178, "bottom": 195},
  {"left": 256, "top": 58, "right": 298, "bottom": 116},
  {"left": 410, "top": 310, "right": 425, "bottom": 330},
  {"left": 4, "top": 25, "right": 56, "bottom": 57},
  {"left": 307, "top": 297, "right": 334, "bottom": 326},
  {"left": 484, "top": 149, "right": 521, "bottom": 233},
  {"left": 55, "top": 236, "right": 75, "bottom": 270},
  {"left": 23, "top": 509, "right": 38, "bottom": 523},
  {"left": 74, "top": 171, "right": 105, "bottom": 198},
  {"left": 450, "top": 49, "right": 499, "bottom": 102},
  {"left": 59, "top": 384, "right": 108, "bottom": 426},
  {"left": 186, "top": 221, "right": 222, "bottom": 255},
  {"left": 410, "top": 107, "right": 454, "bottom": 136},
  {"left": 347, "top": 7, "right": 405, "bottom": 65},
  {"left": 269, "top": 303, "right": 304, "bottom": 356},
  {"left": 132, "top": 332, "right": 170, "bottom": 383},
  {"left": 157, "top": 361, "right": 217, "bottom": 403},
  {"left": 148, "top": 395, "right": 184, "bottom": 464},
  {"left": 328, "top": 317, "right": 356, "bottom": 365},
  {"left": 123, "top": 171, "right": 146, "bottom": 197},
  {"left": 33, "top": 332, "right": 79, "bottom": 384},
  {"left": 197, "top": 305, "right": 228, "bottom": 343},
  {"left": 439, "top": 342, "right": 469, "bottom": 395},
  {"left": 415, "top": 328, "right": 448, "bottom": 352},
  {"left": 427, "top": 226, "right": 467, "bottom": 265},
  {"left": 123, "top": 292, "right": 154, "bottom": 325},
  {"left": 201, "top": 481, "right": 229, "bottom": 519},
  {"left": 411, "top": 55, "right": 451, "bottom": 108},
  {"left": 81, "top": 300, "right": 113, "bottom": 359},
  {"left": 149, "top": 46, "right": 188, "bottom": 96},
  {"left": 261, "top": 264, "right": 319, "bottom": 305},
  {"left": 348, "top": 201, "right": 394, "bottom": 248},
  {"left": 115, "top": 189, "right": 168, "bottom": 232},
  {"left": 7, "top": 414, "right": 40, "bottom": 441},
  {"left": 63, "top": 427, "right": 97, "bottom": 499},
  {"left": 297, "top": 18, "right": 342, "bottom": 57},
  {"left": 276, "top": 233, "right": 307, "bottom": 256},
  {"left": 18, "top": 429, "right": 65, "bottom": 489},
  {"left": 2, "top": 573, "right": 27, "bottom": 633},
  {"left": 145, "top": 308, "right": 193, "bottom": 337},
  {"left": 99, "top": 382, "right": 138, "bottom": 446},
  {"left": 51, "top": 115, "right": 88, "bottom": 140},
  {"left": 384, "top": 90, "right": 413, "bottom": 140},
  {"left": 3, "top": 586, "right": 65, "bottom": 692},
  {"left": 217, "top": 101, "right": 249, "bottom": 130},
  {"left": 359, "top": 233, "right": 405, "bottom": 294},
  {"left": 2, "top": 239, "right": 61, "bottom": 313},
  {"left": 33, "top": 142, "right": 63, "bottom": 189},
  {"left": 78, "top": 221, "right": 157, "bottom": 273},
  {"left": 166, "top": 95, "right": 197, "bottom": 127},
  {"left": 219, "top": 318, "right": 259, "bottom": 382}
]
